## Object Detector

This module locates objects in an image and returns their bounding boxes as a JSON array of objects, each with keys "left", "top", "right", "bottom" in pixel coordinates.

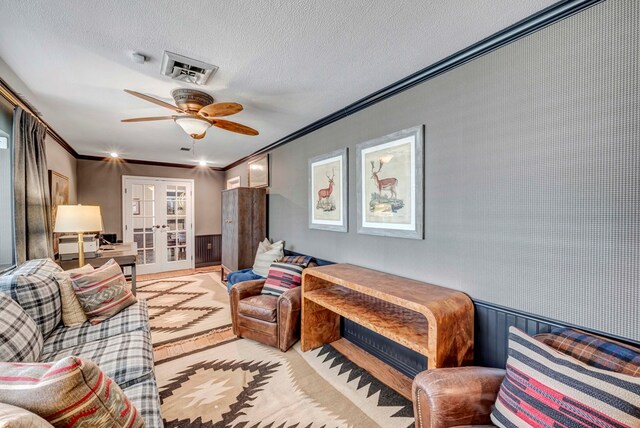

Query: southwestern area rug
[
  {"left": 136, "top": 272, "right": 231, "bottom": 347},
  {"left": 155, "top": 338, "right": 415, "bottom": 427}
]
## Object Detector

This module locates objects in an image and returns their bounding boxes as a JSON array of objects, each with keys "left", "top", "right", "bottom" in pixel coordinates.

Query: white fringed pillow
[
  {"left": 252, "top": 239, "right": 284, "bottom": 278},
  {"left": 55, "top": 264, "right": 94, "bottom": 327}
]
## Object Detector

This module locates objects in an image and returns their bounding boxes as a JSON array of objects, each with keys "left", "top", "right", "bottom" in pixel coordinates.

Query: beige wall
[
  {"left": 45, "top": 135, "right": 77, "bottom": 204},
  {"left": 77, "top": 159, "right": 224, "bottom": 238}
]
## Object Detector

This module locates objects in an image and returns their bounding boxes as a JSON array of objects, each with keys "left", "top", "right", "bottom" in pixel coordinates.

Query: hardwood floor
[{"left": 137, "top": 265, "right": 221, "bottom": 282}]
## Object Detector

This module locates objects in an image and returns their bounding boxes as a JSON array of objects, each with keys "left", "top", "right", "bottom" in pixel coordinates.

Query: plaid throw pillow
[
  {"left": 70, "top": 259, "right": 136, "bottom": 325},
  {"left": 0, "top": 356, "right": 143, "bottom": 427},
  {"left": 55, "top": 264, "right": 94, "bottom": 327},
  {"left": 491, "top": 327, "right": 640, "bottom": 428},
  {"left": 536, "top": 327, "right": 640, "bottom": 377},
  {"left": 279, "top": 255, "right": 316, "bottom": 268},
  {"left": 0, "top": 259, "right": 62, "bottom": 339},
  {"left": 261, "top": 262, "right": 304, "bottom": 296},
  {"left": 0, "top": 293, "right": 43, "bottom": 362}
]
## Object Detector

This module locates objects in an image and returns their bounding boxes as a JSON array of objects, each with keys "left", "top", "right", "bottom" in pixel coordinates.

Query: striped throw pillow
[
  {"left": 0, "top": 357, "right": 143, "bottom": 427},
  {"left": 0, "top": 293, "right": 43, "bottom": 362},
  {"left": 536, "top": 328, "right": 640, "bottom": 377},
  {"left": 70, "top": 259, "right": 137, "bottom": 324},
  {"left": 261, "top": 262, "right": 304, "bottom": 296},
  {"left": 491, "top": 327, "right": 640, "bottom": 428}
]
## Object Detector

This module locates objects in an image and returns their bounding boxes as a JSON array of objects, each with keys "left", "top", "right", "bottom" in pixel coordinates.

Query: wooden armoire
[{"left": 221, "top": 187, "right": 266, "bottom": 277}]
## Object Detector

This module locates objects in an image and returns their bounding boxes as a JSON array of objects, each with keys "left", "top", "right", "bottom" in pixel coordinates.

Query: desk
[{"left": 57, "top": 243, "right": 138, "bottom": 294}]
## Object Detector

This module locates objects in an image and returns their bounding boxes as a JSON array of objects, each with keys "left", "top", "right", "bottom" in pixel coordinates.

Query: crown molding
[
  {"left": 77, "top": 154, "right": 224, "bottom": 171},
  {"left": 0, "top": 77, "right": 79, "bottom": 157}
]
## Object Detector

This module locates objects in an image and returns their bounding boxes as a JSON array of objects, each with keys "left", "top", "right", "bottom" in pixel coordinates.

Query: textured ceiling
[{"left": 0, "top": 0, "right": 557, "bottom": 167}]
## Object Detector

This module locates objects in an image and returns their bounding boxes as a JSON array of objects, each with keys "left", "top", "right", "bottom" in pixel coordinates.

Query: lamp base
[{"left": 77, "top": 232, "right": 85, "bottom": 268}]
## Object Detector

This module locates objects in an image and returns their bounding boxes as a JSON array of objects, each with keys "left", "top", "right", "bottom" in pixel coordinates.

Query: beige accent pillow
[
  {"left": 252, "top": 240, "right": 284, "bottom": 277},
  {"left": 0, "top": 403, "right": 52, "bottom": 428},
  {"left": 54, "top": 264, "right": 94, "bottom": 327}
]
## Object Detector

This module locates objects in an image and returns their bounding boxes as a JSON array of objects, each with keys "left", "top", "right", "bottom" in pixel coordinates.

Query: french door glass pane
[
  {"left": 132, "top": 183, "right": 156, "bottom": 266},
  {"left": 165, "top": 185, "right": 188, "bottom": 263}
]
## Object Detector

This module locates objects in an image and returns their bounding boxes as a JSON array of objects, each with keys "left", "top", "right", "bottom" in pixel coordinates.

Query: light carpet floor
[
  {"left": 137, "top": 272, "right": 231, "bottom": 347},
  {"left": 155, "top": 338, "right": 414, "bottom": 428}
]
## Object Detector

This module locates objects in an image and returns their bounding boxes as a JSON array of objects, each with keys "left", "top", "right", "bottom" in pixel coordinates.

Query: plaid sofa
[{"left": 0, "top": 258, "right": 163, "bottom": 427}]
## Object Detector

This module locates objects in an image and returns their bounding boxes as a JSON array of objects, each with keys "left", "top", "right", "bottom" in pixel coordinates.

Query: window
[{"left": 0, "top": 97, "right": 14, "bottom": 270}]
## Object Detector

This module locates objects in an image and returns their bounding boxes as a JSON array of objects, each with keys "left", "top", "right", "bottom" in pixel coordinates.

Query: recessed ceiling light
[
  {"left": 110, "top": 152, "right": 119, "bottom": 158},
  {"left": 198, "top": 160, "right": 207, "bottom": 166}
]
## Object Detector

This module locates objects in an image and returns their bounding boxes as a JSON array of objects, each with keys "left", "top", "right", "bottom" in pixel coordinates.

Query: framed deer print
[
  {"left": 309, "top": 148, "right": 348, "bottom": 232},
  {"left": 356, "top": 126, "right": 424, "bottom": 239}
]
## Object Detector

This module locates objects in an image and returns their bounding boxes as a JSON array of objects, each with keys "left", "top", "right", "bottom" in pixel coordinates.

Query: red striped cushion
[
  {"left": 491, "top": 327, "right": 640, "bottom": 428},
  {"left": 0, "top": 357, "right": 143, "bottom": 427},
  {"left": 70, "top": 259, "right": 137, "bottom": 324},
  {"left": 261, "top": 263, "right": 304, "bottom": 296}
]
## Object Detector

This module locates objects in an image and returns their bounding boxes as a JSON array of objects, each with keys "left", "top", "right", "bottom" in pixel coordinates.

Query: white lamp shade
[
  {"left": 54, "top": 205, "right": 104, "bottom": 233},
  {"left": 174, "top": 116, "right": 211, "bottom": 137}
]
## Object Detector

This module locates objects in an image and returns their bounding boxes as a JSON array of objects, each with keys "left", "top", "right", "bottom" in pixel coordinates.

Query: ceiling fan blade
[
  {"left": 198, "top": 102, "right": 243, "bottom": 118},
  {"left": 192, "top": 131, "right": 207, "bottom": 140},
  {"left": 121, "top": 116, "right": 177, "bottom": 122},
  {"left": 210, "top": 119, "right": 259, "bottom": 136},
  {"left": 124, "top": 89, "right": 184, "bottom": 113}
]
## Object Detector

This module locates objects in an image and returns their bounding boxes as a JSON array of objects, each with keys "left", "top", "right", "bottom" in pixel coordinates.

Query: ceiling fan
[{"left": 121, "top": 88, "right": 259, "bottom": 140}]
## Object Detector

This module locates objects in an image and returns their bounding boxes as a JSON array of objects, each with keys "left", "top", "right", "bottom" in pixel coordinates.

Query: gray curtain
[{"left": 13, "top": 107, "right": 53, "bottom": 264}]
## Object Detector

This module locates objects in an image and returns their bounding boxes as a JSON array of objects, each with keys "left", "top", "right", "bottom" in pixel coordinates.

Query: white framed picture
[
  {"left": 248, "top": 155, "right": 269, "bottom": 188},
  {"left": 226, "top": 176, "right": 241, "bottom": 189},
  {"left": 356, "top": 125, "right": 424, "bottom": 239},
  {"left": 309, "top": 148, "right": 348, "bottom": 232}
]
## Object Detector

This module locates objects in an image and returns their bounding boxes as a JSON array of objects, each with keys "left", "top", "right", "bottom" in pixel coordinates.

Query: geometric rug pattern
[
  {"left": 137, "top": 273, "right": 231, "bottom": 347},
  {"left": 155, "top": 337, "right": 415, "bottom": 427}
]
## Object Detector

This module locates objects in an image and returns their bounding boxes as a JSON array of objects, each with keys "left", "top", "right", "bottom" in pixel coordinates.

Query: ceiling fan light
[{"left": 174, "top": 117, "right": 211, "bottom": 138}]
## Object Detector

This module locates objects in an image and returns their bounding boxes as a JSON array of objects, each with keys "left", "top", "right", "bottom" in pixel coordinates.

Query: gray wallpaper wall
[{"left": 226, "top": 1, "right": 639, "bottom": 341}]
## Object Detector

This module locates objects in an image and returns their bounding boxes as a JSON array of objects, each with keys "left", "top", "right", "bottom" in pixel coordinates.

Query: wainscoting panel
[
  {"left": 473, "top": 300, "right": 640, "bottom": 369},
  {"left": 342, "top": 319, "right": 427, "bottom": 378},
  {"left": 195, "top": 234, "right": 221, "bottom": 267}
]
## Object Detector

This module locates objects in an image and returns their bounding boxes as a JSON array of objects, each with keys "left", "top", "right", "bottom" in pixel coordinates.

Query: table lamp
[{"left": 53, "top": 205, "right": 103, "bottom": 267}]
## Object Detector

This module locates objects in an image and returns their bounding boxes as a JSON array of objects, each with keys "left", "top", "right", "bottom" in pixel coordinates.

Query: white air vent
[{"left": 160, "top": 51, "right": 218, "bottom": 85}]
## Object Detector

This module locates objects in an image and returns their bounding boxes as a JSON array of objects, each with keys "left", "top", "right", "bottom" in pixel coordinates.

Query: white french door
[{"left": 123, "top": 176, "right": 194, "bottom": 274}]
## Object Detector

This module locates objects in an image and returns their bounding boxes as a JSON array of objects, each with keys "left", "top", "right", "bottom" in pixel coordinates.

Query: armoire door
[{"left": 221, "top": 189, "right": 238, "bottom": 270}]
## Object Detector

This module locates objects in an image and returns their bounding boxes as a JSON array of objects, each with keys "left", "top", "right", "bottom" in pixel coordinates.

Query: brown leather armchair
[
  {"left": 229, "top": 279, "right": 301, "bottom": 352},
  {"left": 412, "top": 367, "right": 506, "bottom": 428}
]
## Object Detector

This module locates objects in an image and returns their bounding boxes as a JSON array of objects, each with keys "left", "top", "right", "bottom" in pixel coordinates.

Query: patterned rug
[
  {"left": 155, "top": 338, "right": 414, "bottom": 427},
  {"left": 136, "top": 272, "right": 231, "bottom": 347}
]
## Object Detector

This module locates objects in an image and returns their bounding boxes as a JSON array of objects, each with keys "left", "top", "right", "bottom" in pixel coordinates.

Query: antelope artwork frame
[
  {"left": 308, "top": 148, "right": 348, "bottom": 232},
  {"left": 356, "top": 125, "right": 424, "bottom": 239}
]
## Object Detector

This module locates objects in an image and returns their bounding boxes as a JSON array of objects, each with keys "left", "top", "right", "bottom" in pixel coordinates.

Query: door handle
[{"left": 225, "top": 220, "right": 232, "bottom": 224}]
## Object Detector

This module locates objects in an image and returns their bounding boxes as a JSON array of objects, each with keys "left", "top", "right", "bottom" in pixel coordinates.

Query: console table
[
  {"left": 57, "top": 243, "right": 138, "bottom": 294},
  {"left": 301, "top": 264, "right": 473, "bottom": 397}
]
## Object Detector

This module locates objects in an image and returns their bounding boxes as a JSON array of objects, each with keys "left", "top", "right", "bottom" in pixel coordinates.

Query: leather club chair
[
  {"left": 229, "top": 278, "right": 301, "bottom": 352},
  {"left": 412, "top": 366, "right": 506, "bottom": 428}
]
